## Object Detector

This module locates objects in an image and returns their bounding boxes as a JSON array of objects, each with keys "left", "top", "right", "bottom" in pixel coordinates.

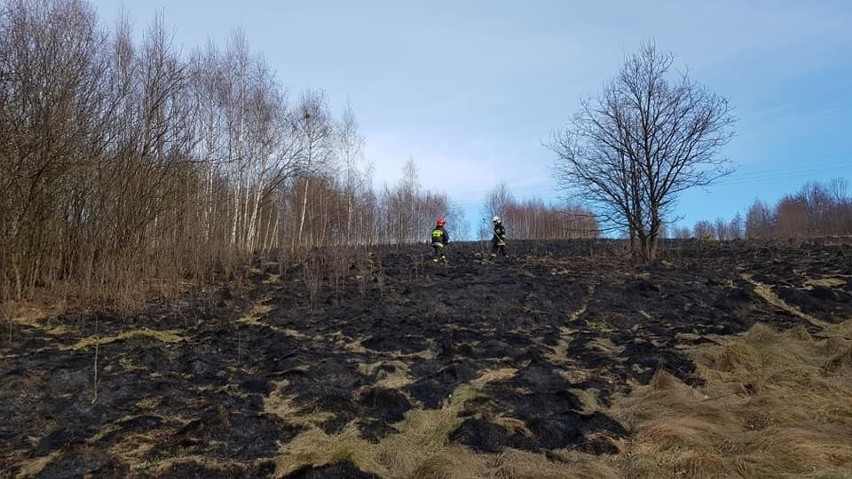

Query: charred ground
[{"left": 2, "top": 239, "right": 851, "bottom": 478}]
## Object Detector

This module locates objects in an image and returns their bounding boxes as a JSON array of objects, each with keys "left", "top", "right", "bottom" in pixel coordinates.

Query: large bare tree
[{"left": 548, "top": 42, "right": 735, "bottom": 261}]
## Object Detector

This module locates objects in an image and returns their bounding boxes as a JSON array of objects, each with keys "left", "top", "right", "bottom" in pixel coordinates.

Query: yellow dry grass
[
  {"left": 495, "top": 448, "right": 621, "bottom": 479},
  {"left": 358, "top": 360, "right": 413, "bottom": 389},
  {"left": 743, "top": 273, "right": 832, "bottom": 329},
  {"left": 2, "top": 298, "right": 66, "bottom": 327},
  {"left": 569, "top": 386, "right": 604, "bottom": 413},
  {"left": 13, "top": 450, "right": 64, "bottom": 479},
  {"left": 546, "top": 326, "right": 574, "bottom": 366},
  {"left": 110, "top": 432, "right": 160, "bottom": 468},
  {"left": 264, "top": 379, "right": 337, "bottom": 429},
  {"left": 269, "top": 318, "right": 852, "bottom": 478},
  {"left": 280, "top": 328, "right": 308, "bottom": 339},
  {"left": 271, "top": 366, "right": 628, "bottom": 479},
  {"left": 614, "top": 319, "right": 852, "bottom": 479},
  {"left": 134, "top": 396, "right": 162, "bottom": 411},
  {"left": 62, "top": 328, "right": 183, "bottom": 350},
  {"left": 571, "top": 283, "right": 596, "bottom": 321},
  {"left": 237, "top": 299, "right": 274, "bottom": 325},
  {"left": 804, "top": 276, "right": 848, "bottom": 289}
]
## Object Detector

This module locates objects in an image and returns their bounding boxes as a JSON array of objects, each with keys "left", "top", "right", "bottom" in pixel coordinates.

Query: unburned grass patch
[
  {"left": 237, "top": 302, "right": 274, "bottom": 325},
  {"left": 804, "top": 276, "right": 848, "bottom": 289},
  {"left": 614, "top": 319, "right": 852, "bottom": 479},
  {"left": 273, "top": 367, "right": 629, "bottom": 478},
  {"left": 358, "top": 360, "right": 413, "bottom": 390},
  {"left": 264, "top": 379, "right": 336, "bottom": 429},
  {"left": 545, "top": 326, "right": 574, "bottom": 365},
  {"left": 743, "top": 273, "right": 831, "bottom": 329},
  {"left": 62, "top": 328, "right": 183, "bottom": 350},
  {"left": 13, "top": 450, "right": 64, "bottom": 479}
]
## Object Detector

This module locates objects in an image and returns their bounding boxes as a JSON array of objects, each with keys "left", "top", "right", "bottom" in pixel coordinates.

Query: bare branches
[
  {"left": 745, "top": 180, "right": 852, "bottom": 239},
  {"left": 480, "top": 183, "right": 599, "bottom": 240},
  {"left": 681, "top": 179, "right": 852, "bottom": 241},
  {"left": 0, "top": 1, "right": 351, "bottom": 304},
  {"left": 548, "top": 41, "right": 736, "bottom": 261}
]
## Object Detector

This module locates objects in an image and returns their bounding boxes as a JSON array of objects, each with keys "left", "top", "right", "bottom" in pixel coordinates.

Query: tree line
[
  {"left": 672, "top": 179, "right": 852, "bottom": 240},
  {"left": 480, "top": 183, "right": 599, "bottom": 240},
  {"left": 0, "top": 0, "right": 600, "bottom": 305},
  {"left": 0, "top": 0, "right": 457, "bottom": 303}
]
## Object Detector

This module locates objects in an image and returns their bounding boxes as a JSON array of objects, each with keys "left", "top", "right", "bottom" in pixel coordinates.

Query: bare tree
[
  {"left": 380, "top": 157, "right": 421, "bottom": 244},
  {"left": 335, "top": 103, "right": 371, "bottom": 245},
  {"left": 713, "top": 217, "right": 729, "bottom": 240},
  {"left": 481, "top": 182, "right": 514, "bottom": 239},
  {"left": 728, "top": 213, "right": 744, "bottom": 240},
  {"left": 827, "top": 178, "right": 848, "bottom": 205},
  {"left": 292, "top": 90, "right": 333, "bottom": 248},
  {"left": 692, "top": 220, "right": 714, "bottom": 240},
  {"left": 548, "top": 41, "right": 735, "bottom": 261},
  {"left": 775, "top": 194, "right": 810, "bottom": 240},
  {"left": 672, "top": 225, "right": 692, "bottom": 239},
  {"left": 745, "top": 199, "right": 773, "bottom": 239},
  {"left": 478, "top": 183, "right": 598, "bottom": 240}
]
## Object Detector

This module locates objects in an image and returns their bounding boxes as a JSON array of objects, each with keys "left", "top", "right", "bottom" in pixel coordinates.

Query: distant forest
[
  {"left": 672, "top": 179, "right": 852, "bottom": 240},
  {"left": 0, "top": 0, "right": 595, "bottom": 304}
]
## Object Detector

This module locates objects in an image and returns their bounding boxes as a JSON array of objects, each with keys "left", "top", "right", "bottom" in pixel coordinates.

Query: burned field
[{"left": 2, "top": 240, "right": 851, "bottom": 478}]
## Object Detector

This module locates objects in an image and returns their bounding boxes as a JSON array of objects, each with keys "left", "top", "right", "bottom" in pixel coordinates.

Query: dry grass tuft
[
  {"left": 14, "top": 450, "right": 64, "bottom": 478},
  {"left": 406, "top": 448, "right": 484, "bottom": 479},
  {"left": 272, "top": 402, "right": 480, "bottom": 478},
  {"left": 546, "top": 326, "right": 574, "bottom": 364},
  {"left": 804, "top": 276, "right": 848, "bottom": 289},
  {"left": 63, "top": 328, "right": 183, "bottom": 350},
  {"left": 358, "top": 360, "right": 413, "bottom": 389},
  {"left": 744, "top": 273, "right": 831, "bottom": 328},
  {"left": 614, "top": 319, "right": 852, "bottom": 479},
  {"left": 263, "top": 379, "right": 336, "bottom": 429},
  {"left": 823, "top": 345, "right": 852, "bottom": 373},
  {"left": 492, "top": 449, "right": 621, "bottom": 479},
  {"left": 275, "top": 426, "right": 373, "bottom": 474},
  {"left": 237, "top": 301, "right": 274, "bottom": 325}
]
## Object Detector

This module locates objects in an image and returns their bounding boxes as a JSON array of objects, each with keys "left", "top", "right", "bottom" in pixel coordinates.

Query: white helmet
[{"left": 492, "top": 216, "right": 501, "bottom": 223}]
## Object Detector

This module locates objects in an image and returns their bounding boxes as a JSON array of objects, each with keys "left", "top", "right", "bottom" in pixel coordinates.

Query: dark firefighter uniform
[
  {"left": 491, "top": 217, "right": 508, "bottom": 259},
  {"left": 431, "top": 219, "right": 449, "bottom": 263}
]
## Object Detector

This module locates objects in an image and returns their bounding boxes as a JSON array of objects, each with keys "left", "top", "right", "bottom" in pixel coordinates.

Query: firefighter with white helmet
[{"left": 490, "top": 216, "right": 508, "bottom": 259}]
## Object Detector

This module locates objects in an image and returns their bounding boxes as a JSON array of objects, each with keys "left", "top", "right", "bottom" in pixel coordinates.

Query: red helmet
[{"left": 436, "top": 218, "right": 446, "bottom": 227}]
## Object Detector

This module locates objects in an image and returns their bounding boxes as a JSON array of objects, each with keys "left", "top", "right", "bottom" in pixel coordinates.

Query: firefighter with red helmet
[{"left": 431, "top": 218, "right": 449, "bottom": 263}]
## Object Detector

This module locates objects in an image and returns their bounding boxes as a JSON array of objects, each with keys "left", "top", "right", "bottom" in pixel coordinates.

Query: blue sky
[{"left": 90, "top": 0, "right": 852, "bottom": 237}]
